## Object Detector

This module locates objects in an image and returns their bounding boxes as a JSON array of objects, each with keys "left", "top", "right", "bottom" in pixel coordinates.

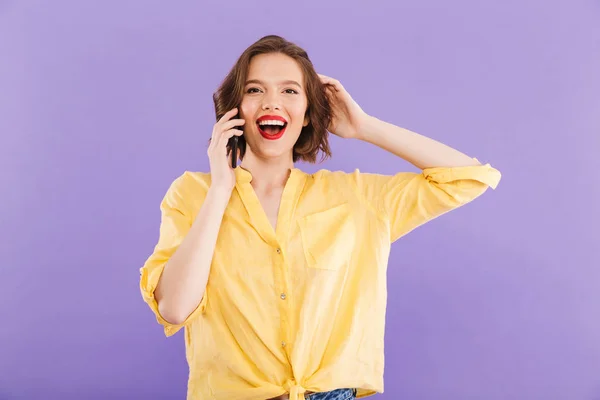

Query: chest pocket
[{"left": 297, "top": 203, "right": 356, "bottom": 271}]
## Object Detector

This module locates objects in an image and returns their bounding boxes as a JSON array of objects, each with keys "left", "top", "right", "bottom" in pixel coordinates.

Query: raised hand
[{"left": 207, "top": 108, "right": 245, "bottom": 192}]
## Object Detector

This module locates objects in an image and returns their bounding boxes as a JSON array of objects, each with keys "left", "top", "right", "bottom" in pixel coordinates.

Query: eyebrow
[{"left": 245, "top": 79, "right": 302, "bottom": 88}]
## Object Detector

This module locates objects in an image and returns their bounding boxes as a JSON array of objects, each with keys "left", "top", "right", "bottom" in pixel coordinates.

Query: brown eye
[{"left": 284, "top": 89, "right": 298, "bottom": 94}]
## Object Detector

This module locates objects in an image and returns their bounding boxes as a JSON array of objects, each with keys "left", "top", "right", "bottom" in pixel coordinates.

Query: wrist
[
  {"left": 207, "top": 184, "right": 234, "bottom": 203},
  {"left": 356, "top": 114, "right": 380, "bottom": 142}
]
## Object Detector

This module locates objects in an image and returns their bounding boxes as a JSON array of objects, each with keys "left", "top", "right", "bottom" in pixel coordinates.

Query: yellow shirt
[{"left": 140, "top": 161, "right": 501, "bottom": 400}]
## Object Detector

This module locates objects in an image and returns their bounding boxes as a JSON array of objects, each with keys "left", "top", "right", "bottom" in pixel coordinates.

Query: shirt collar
[
  {"left": 234, "top": 165, "right": 253, "bottom": 184},
  {"left": 234, "top": 165, "right": 304, "bottom": 185}
]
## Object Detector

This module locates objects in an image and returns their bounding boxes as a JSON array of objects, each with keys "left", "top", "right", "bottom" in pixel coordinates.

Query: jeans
[{"left": 305, "top": 388, "right": 357, "bottom": 400}]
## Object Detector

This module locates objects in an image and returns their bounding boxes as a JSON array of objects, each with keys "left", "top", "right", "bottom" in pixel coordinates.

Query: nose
[{"left": 261, "top": 92, "right": 281, "bottom": 111}]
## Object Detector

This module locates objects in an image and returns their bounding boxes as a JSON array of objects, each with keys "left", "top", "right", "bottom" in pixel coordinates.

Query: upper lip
[{"left": 256, "top": 115, "right": 288, "bottom": 124}]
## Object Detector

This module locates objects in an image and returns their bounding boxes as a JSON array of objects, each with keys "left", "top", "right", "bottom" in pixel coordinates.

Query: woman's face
[{"left": 240, "top": 52, "right": 309, "bottom": 161}]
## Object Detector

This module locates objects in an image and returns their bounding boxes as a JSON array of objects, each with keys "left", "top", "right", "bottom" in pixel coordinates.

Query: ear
[{"left": 303, "top": 114, "right": 310, "bottom": 127}]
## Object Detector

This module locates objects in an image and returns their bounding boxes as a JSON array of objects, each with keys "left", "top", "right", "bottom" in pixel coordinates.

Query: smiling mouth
[{"left": 257, "top": 120, "right": 288, "bottom": 140}]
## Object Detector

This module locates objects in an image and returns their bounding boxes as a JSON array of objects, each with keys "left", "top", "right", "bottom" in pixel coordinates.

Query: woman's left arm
[
  {"left": 357, "top": 115, "right": 481, "bottom": 170},
  {"left": 319, "top": 73, "right": 481, "bottom": 169},
  {"left": 320, "top": 74, "right": 501, "bottom": 242}
]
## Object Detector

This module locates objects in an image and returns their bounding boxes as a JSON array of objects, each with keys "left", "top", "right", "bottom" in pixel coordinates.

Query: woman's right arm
[
  {"left": 153, "top": 108, "right": 244, "bottom": 325},
  {"left": 154, "top": 186, "right": 230, "bottom": 325}
]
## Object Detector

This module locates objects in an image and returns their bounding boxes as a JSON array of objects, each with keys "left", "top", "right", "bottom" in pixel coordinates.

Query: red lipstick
[{"left": 256, "top": 115, "right": 288, "bottom": 140}]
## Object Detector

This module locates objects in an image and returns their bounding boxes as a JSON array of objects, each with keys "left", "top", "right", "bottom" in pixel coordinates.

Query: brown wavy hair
[{"left": 212, "top": 35, "right": 332, "bottom": 163}]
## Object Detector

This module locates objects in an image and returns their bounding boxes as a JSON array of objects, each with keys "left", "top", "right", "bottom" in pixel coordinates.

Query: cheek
[
  {"left": 288, "top": 99, "right": 308, "bottom": 124},
  {"left": 240, "top": 97, "right": 258, "bottom": 118}
]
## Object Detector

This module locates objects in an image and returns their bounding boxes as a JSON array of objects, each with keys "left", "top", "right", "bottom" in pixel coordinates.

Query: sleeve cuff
[
  {"left": 422, "top": 158, "right": 502, "bottom": 190},
  {"left": 139, "top": 265, "right": 207, "bottom": 337}
]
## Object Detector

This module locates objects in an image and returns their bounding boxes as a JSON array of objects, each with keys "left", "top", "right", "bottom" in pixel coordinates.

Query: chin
[
  {"left": 247, "top": 134, "right": 298, "bottom": 160},
  {"left": 255, "top": 146, "right": 293, "bottom": 160}
]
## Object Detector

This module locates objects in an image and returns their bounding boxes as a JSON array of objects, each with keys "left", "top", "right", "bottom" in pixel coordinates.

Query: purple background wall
[{"left": 1, "top": 1, "right": 599, "bottom": 399}]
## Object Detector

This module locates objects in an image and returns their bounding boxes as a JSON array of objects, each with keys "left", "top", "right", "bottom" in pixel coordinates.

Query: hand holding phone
[{"left": 207, "top": 108, "right": 244, "bottom": 192}]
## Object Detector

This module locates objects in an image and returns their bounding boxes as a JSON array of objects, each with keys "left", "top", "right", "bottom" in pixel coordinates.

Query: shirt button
[
  {"left": 281, "top": 341, "right": 286, "bottom": 347},
  {"left": 276, "top": 248, "right": 281, "bottom": 254},
  {"left": 280, "top": 293, "right": 286, "bottom": 300}
]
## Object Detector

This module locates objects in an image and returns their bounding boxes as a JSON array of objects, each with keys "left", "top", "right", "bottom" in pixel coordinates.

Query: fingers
[
  {"left": 209, "top": 125, "right": 243, "bottom": 146},
  {"left": 221, "top": 118, "right": 245, "bottom": 132},
  {"left": 207, "top": 128, "right": 243, "bottom": 157},
  {"left": 217, "top": 128, "right": 244, "bottom": 148},
  {"left": 325, "top": 85, "right": 337, "bottom": 98},
  {"left": 217, "top": 108, "right": 239, "bottom": 124},
  {"left": 211, "top": 108, "right": 243, "bottom": 144},
  {"left": 324, "top": 85, "right": 341, "bottom": 110},
  {"left": 318, "top": 74, "right": 344, "bottom": 92}
]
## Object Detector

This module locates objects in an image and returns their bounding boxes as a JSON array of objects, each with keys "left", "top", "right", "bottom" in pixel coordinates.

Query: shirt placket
[{"left": 235, "top": 169, "right": 306, "bottom": 358}]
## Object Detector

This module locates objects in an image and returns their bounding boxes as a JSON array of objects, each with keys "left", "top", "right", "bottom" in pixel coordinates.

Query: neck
[{"left": 239, "top": 151, "right": 294, "bottom": 193}]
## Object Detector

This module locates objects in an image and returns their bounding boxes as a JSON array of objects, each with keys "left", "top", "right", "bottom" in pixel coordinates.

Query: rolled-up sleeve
[
  {"left": 139, "top": 173, "right": 207, "bottom": 337},
  {"left": 353, "top": 158, "right": 501, "bottom": 243}
]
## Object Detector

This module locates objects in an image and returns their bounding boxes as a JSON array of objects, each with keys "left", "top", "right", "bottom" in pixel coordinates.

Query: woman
[{"left": 139, "top": 35, "right": 501, "bottom": 400}]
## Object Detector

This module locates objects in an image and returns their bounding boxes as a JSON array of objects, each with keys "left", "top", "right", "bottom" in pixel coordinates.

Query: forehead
[{"left": 246, "top": 53, "right": 304, "bottom": 83}]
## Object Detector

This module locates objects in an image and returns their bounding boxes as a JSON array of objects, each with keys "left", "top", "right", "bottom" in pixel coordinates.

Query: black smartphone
[
  {"left": 228, "top": 136, "right": 238, "bottom": 168},
  {"left": 227, "top": 111, "right": 241, "bottom": 168}
]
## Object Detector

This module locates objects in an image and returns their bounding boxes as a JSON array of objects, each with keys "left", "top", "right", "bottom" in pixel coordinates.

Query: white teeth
[{"left": 258, "top": 120, "right": 286, "bottom": 126}]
